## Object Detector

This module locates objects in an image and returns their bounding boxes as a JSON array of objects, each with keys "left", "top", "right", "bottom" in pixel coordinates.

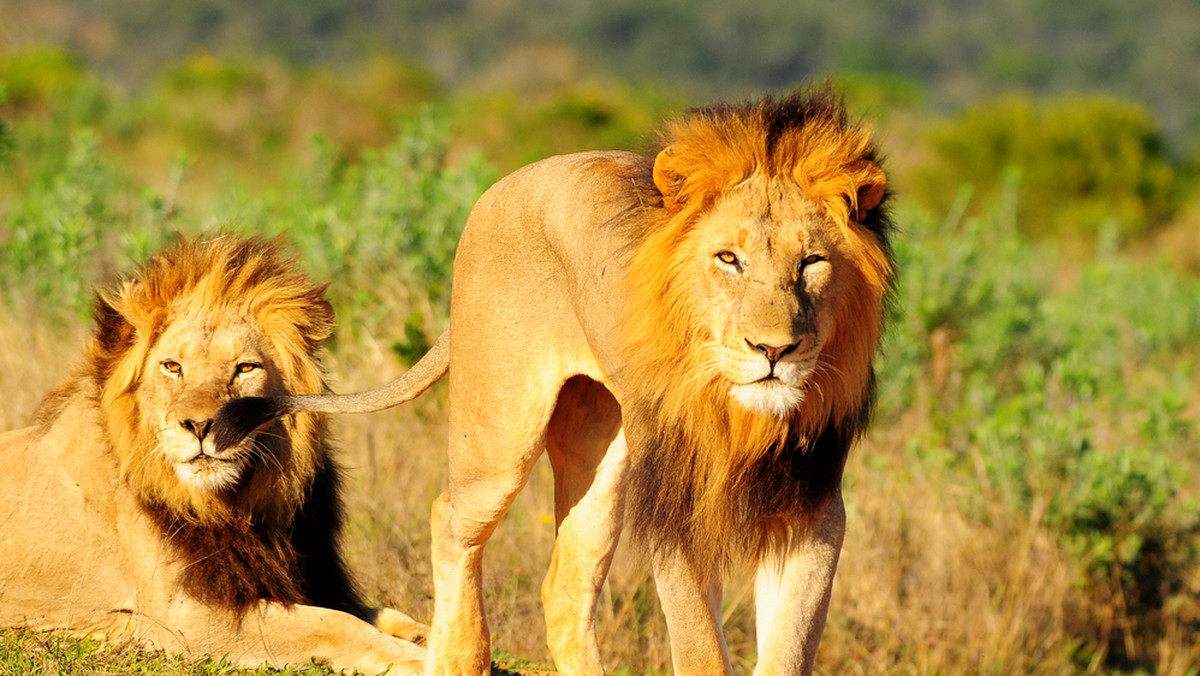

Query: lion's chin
[
  {"left": 729, "top": 380, "right": 805, "bottom": 418},
  {"left": 174, "top": 455, "right": 244, "bottom": 492}
]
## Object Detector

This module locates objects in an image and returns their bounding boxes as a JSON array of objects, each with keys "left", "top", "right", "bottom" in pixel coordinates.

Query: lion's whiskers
[{"left": 249, "top": 436, "right": 287, "bottom": 476}]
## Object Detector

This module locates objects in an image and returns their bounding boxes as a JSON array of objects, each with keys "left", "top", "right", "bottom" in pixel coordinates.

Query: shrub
[
  {"left": 914, "top": 94, "right": 1183, "bottom": 243},
  {"left": 1, "top": 129, "right": 164, "bottom": 319},
  {"left": 243, "top": 105, "right": 494, "bottom": 358},
  {"left": 0, "top": 84, "right": 11, "bottom": 164},
  {"left": 0, "top": 102, "right": 491, "bottom": 341}
]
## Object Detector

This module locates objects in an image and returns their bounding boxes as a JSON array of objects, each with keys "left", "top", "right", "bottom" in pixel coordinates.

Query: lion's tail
[{"left": 212, "top": 330, "right": 450, "bottom": 451}]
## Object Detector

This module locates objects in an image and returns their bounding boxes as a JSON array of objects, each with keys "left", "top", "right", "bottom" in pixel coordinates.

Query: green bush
[
  {"left": 450, "top": 80, "right": 682, "bottom": 173},
  {"left": 914, "top": 94, "right": 1184, "bottom": 243},
  {"left": 245, "top": 106, "right": 494, "bottom": 356},
  {"left": 0, "top": 84, "right": 11, "bottom": 164},
  {"left": 0, "top": 47, "right": 110, "bottom": 129},
  {"left": 0, "top": 47, "right": 85, "bottom": 110},
  {"left": 1, "top": 129, "right": 166, "bottom": 318}
]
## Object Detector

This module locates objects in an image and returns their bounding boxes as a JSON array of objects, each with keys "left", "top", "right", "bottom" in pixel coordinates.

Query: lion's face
[
  {"left": 682, "top": 178, "right": 847, "bottom": 418},
  {"left": 138, "top": 314, "right": 282, "bottom": 492}
]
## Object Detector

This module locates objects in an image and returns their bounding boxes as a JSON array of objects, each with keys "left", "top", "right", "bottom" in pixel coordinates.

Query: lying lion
[
  {"left": 0, "top": 236, "right": 425, "bottom": 674},
  {"left": 215, "top": 88, "right": 894, "bottom": 675}
]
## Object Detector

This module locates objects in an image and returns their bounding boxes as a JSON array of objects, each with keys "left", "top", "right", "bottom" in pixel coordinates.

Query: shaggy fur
[{"left": 620, "top": 89, "right": 894, "bottom": 571}]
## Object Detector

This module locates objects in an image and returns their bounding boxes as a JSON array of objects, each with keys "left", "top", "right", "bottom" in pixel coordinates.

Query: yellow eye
[
  {"left": 715, "top": 251, "right": 739, "bottom": 267},
  {"left": 801, "top": 254, "right": 828, "bottom": 268},
  {"left": 161, "top": 361, "right": 182, "bottom": 375},
  {"left": 236, "top": 362, "right": 261, "bottom": 375}
]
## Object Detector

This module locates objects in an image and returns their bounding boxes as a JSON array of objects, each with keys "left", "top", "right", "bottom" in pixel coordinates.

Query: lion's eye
[
  {"left": 715, "top": 251, "right": 740, "bottom": 268},
  {"left": 235, "top": 362, "right": 262, "bottom": 375},
  {"left": 801, "top": 254, "right": 828, "bottom": 268},
  {"left": 161, "top": 360, "right": 182, "bottom": 376}
]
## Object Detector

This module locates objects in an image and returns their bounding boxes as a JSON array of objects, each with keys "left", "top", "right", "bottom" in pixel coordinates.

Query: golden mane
[
  {"left": 620, "top": 89, "right": 894, "bottom": 567},
  {"left": 82, "top": 235, "right": 335, "bottom": 525}
]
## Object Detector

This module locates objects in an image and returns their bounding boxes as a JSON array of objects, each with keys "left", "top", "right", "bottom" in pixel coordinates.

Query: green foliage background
[{"left": 916, "top": 95, "right": 1185, "bottom": 241}]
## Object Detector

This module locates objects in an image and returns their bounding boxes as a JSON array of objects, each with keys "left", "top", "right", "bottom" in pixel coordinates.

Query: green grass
[
  {"left": 0, "top": 628, "right": 339, "bottom": 675},
  {"left": 0, "top": 630, "right": 551, "bottom": 675}
]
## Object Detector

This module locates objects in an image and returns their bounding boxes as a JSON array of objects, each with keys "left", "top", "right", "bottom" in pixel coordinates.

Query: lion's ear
[
  {"left": 306, "top": 296, "right": 335, "bottom": 345},
  {"left": 652, "top": 146, "right": 686, "bottom": 212},
  {"left": 298, "top": 286, "right": 335, "bottom": 348},
  {"left": 96, "top": 280, "right": 160, "bottom": 346},
  {"left": 93, "top": 292, "right": 137, "bottom": 357},
  {"left": 852, "top": 160, "right": 887, "bottom": 221}
]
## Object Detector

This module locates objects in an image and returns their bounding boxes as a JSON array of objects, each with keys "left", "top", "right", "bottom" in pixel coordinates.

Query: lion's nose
[
  {"left": 746, "top": 339, "right": 799, "bottom": 366},
  {"left": 181, "top": 418, "right": 213, "bottom": 441}
]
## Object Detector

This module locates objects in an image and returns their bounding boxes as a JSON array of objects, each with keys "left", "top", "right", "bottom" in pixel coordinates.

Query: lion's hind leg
[
  {"left": 425, "top": 371, "right": 559, "bottom": 676},
  {"left": 542, "top": 376, "right": 626, "bottom": 675},
  {"left": 364, "top": 607, "right": 429, "bottom": 646}
]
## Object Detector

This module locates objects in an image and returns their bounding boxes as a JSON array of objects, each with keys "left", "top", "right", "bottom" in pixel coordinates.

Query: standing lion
[
  {"left": 215, "top": 88, "right": 894, "bottom": 675},
  {"left": 0, "top": 236, "right": 425, "bottom": 674}
]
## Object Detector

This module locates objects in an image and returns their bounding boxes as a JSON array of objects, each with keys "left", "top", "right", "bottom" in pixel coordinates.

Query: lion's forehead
[
  {"left": 704, "top": 183, "right": 837, "bottom": 252},
  {"left": 153, "top": 315, "right": 269, "bottom": 368}
]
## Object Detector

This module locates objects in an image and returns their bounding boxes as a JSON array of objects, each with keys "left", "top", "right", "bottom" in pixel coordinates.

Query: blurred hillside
[{"left": 4, "top": 0, "right": 1200, "bottom": 156}]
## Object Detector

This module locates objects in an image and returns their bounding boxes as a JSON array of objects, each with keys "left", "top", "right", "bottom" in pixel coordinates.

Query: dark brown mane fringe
[
  {"left": 627, "top": 375, "right": 876, "bottom": 573},
  {"left": 142, "top": 456, "right": 365, "bottom": 617},
  {"left": 145, "top": 502, "right": 308, "bottom": 613}
]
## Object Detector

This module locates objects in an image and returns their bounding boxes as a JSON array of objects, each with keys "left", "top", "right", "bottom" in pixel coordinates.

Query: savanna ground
[{"left": 1, "top": 50, "right": 1199, "bottom": 675}]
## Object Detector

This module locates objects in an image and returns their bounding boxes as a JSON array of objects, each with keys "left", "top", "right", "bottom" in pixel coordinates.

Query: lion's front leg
[
  {"left": 753, "top": 491, "right": 846, "bottom": 676},
  {"left": 651, "top": 547, "right": 733, "bottom": 675}
]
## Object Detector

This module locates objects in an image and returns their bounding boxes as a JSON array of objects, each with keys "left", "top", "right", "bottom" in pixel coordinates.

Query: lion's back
[
  {"left": 450, "top": 150, "right": 655, "bottom": 380},
  {"left": 461, "top": 150, "right": 649, "bottom": 253}
]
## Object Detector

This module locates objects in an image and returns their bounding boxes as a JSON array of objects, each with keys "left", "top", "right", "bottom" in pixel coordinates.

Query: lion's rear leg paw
[{"left": 368, "top": 607, "right": 430, "bottom": 646}]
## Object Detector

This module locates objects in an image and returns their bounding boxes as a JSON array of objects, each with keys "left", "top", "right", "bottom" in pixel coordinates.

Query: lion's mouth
[
  {"left": 734, "top": 374, "right": 796, "bottom": 388},
  {"left": 184, "top": 452, "right": 236, "bottom": 467},
  {"left": 176, "top": 452, "right": 245, "bottom": 491}
]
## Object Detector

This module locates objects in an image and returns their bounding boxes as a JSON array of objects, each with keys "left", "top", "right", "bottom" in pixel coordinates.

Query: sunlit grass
[{"left": 0, "top": 627, "right": 338, "bottom": 675}]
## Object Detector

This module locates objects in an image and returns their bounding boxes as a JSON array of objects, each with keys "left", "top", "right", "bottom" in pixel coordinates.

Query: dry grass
[
  {"left": 828, "top": 434, "right": 1078, "bottom": 675},
  {"left": 0, "top": 307, "right": 87, "bottom": 433}
]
